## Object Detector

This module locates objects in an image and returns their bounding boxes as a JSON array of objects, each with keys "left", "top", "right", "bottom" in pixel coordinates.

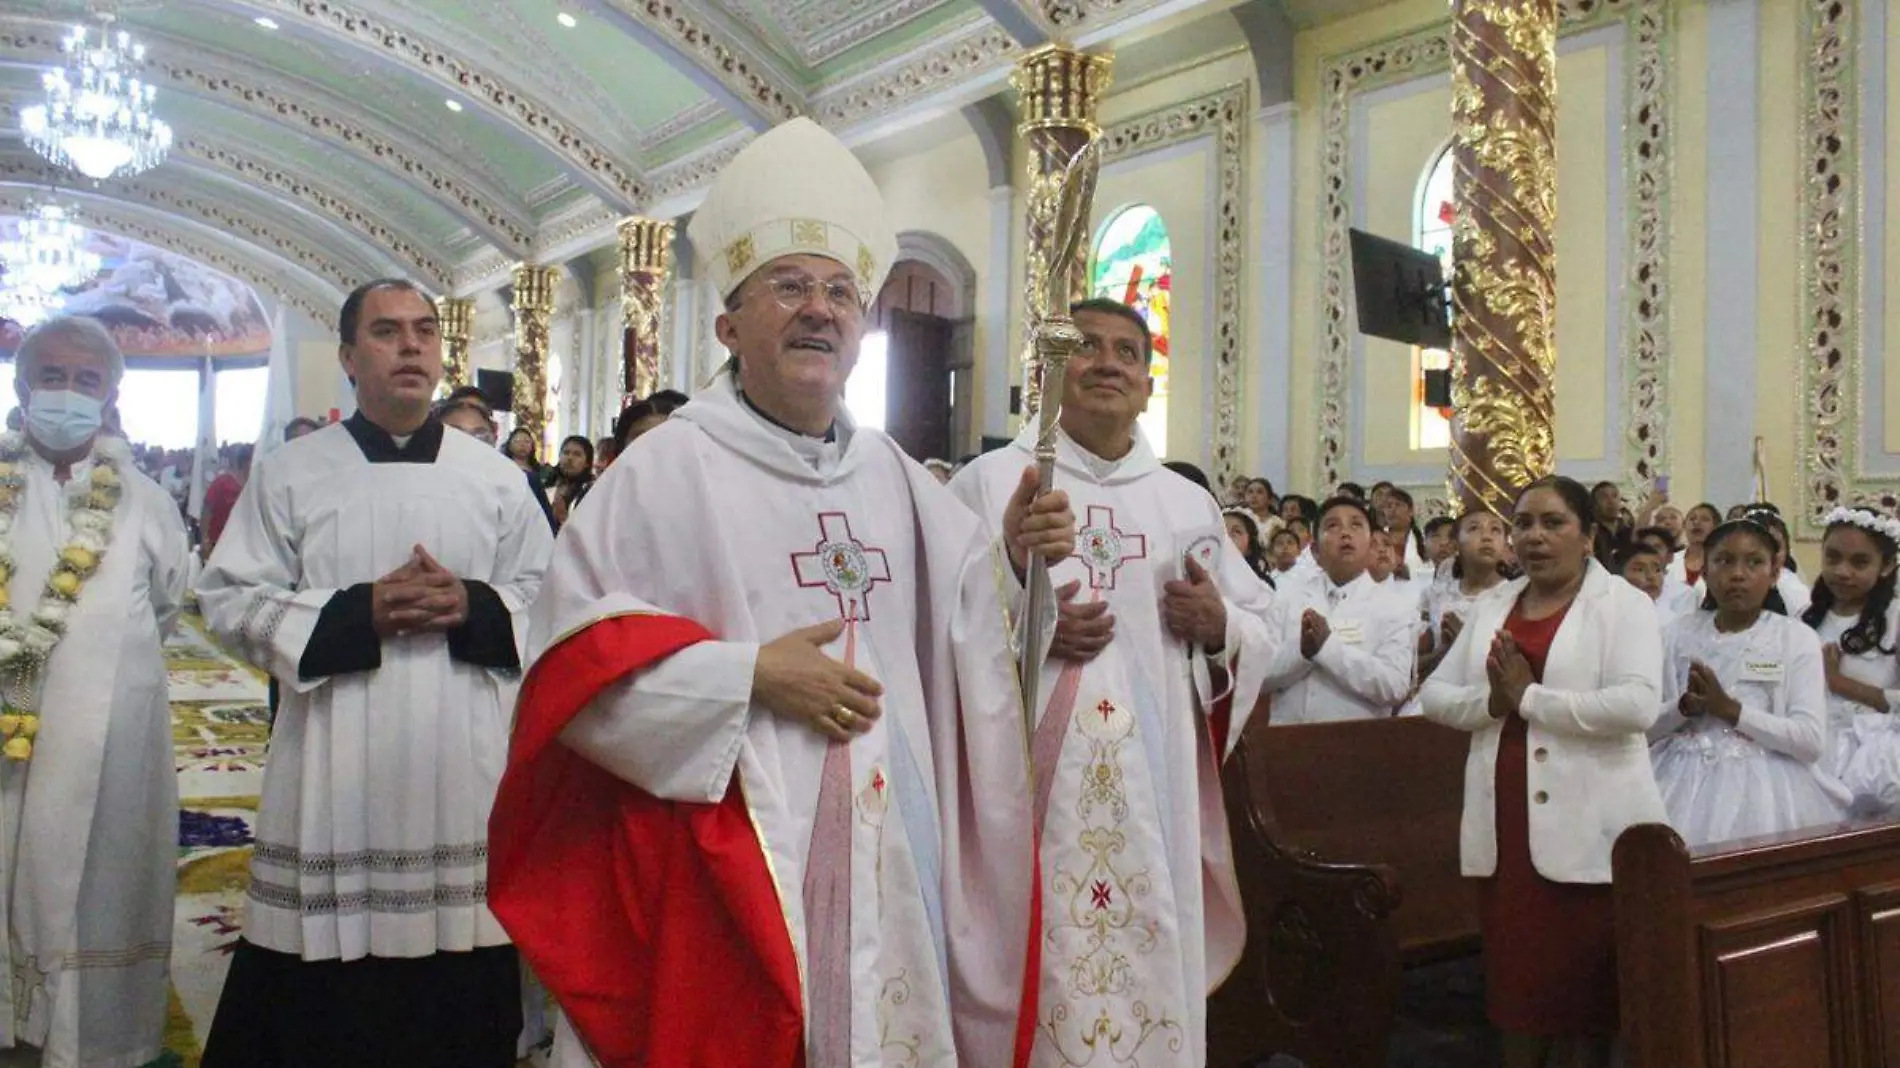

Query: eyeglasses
[{"left": 758, "top": 274, "right": 864, "bottom": 318}]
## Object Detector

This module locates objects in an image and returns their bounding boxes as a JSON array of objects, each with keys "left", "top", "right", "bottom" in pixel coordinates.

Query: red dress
[{"left": 1476, "top": 600, "right": 1619, "bottom": 1036}]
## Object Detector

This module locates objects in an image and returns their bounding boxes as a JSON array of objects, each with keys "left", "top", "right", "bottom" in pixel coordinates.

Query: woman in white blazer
[{"left": 1421, "top": 476, "right": 1665, "bottom": 1068}]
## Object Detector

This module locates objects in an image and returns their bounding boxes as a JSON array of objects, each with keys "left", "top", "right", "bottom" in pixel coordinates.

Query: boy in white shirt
[{"left": 1260, "top": 498, "right": 1418, "bottom": 723}]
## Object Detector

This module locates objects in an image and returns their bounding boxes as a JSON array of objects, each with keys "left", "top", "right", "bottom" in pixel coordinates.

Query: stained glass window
[
  {"left": 1089, "top": 205, "right": 1171, "bottom": 454},
  {"left": 1413, "top": 146, "right": 1454, "bottom": 450}
]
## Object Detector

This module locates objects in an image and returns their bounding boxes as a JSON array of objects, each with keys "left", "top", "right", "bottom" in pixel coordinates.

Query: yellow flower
[
  {"left": 0, "top": 715, "right": 20, "bottom": 737},
  {"left": 4, "top": 737, "right": 32, "bottom": 761},
  {"left": 48, "top": 572, "right": 80, "bottom": 598},
  {"left": 89, "top": 465, "right": 118, "bottom": 488},
  {"left": 0, "top": 588, "right": 12, "bottom": 610},
  {"left": 60, "top": 547, "right": 97, "bottom": 574},
  {"left": 20, "top": 716, "right": 39, "bottom": 739},
  {"left": 88, "top": 491, "right": 115, "bottom": 511}
]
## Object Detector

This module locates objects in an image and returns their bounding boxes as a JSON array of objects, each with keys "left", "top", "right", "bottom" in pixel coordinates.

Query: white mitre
[{"left": 687, "top": 117, "right": 897, "bottom": 302}]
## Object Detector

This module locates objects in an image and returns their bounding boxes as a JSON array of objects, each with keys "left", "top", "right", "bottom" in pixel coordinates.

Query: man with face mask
[
  {"left": 195, "top": 280, "right": 553, "bottom": 1067},
  {"left": 0, "top": 315, "right": 191, "bottom": 1066}
]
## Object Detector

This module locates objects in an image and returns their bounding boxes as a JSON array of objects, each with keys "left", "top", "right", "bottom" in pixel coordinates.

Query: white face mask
[{"left": 25, "top": 390, "right": 104, "bottom": 453}]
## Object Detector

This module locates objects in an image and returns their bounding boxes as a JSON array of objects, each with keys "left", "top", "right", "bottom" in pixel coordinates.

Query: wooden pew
[
  {"left": 1613, "top": 819, "right": 1900, "bottom": 1068},
  {"left": 1206, "top": 714, "right": 1477, "bottom": 1068}
]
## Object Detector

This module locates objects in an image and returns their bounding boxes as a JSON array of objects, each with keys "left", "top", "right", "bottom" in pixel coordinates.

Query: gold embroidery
[
  {"left": 857, "top": 245, "right": 877, "bottom": 289},
  {"left": 1038, "top": 697, "right": 1184, "bottom": 1066},
  {"left": 793, "top": 219, "right": 828, "bottom": 246},
  {"left": 725, "top": 235, "right": 755, "bottom": 277},
  {"left": 877, "top": 970, "right": 924, "bottom": 1068}
]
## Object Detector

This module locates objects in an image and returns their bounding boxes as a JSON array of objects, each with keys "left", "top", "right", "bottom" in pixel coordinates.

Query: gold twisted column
[
  {"left": 510, "top": 264, "right": 556, "bottom": 448},
  {"left": 1012, "top": 44, "right": 1111, "bottom": 422},
  {"left": 618, "top": 217, "right": 674, "bottom": 404},
  {"left": 1449, "top": 0, "right": 1558, "bottom": 516},
  {"left": 436, "top": 296, "right": 472, "bottom": 391}
]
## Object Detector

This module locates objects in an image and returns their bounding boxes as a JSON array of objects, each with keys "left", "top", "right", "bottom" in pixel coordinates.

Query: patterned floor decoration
[{"left": 166, "top": 616, "right": 269, "bottom": 1067}]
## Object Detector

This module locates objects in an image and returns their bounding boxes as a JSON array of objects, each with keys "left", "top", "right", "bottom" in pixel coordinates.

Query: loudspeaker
[
  {"left": 1423, "top": 368, "right": 1452, "bottom": 409},
  {"left": 477, "top": 369, "right": 514, "bottom": 413}
]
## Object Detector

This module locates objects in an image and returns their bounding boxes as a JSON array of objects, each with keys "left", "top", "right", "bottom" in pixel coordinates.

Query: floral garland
[
  {"left": 0, "top": 432, "right": 124, "bottom": 762},
  {"left": 1822, "top": 506, "right": 1900, "bottom": 546}
]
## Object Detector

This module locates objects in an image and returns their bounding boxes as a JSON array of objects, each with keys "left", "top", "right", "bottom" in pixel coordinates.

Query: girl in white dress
[
  {"left": 1797, "top": 507, "right": 1900, "bottom": 815},
  {"left": 1653, "top": 518, "right": 1852, "bottom": 848}
]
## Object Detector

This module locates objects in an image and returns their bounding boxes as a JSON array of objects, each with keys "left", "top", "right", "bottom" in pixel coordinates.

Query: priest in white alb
[
  {"left": 0, "top": 315, "right": 190, "bottom": 1068},
  {"left": 488, "top": 117, "right": 1073, "bottom": 1068},
  {"left": 196, "top": 280, "right": 552, "bottom": 1067},
  {"left": 948, "top": 298, "right": 1279, "bottom": 1067}
]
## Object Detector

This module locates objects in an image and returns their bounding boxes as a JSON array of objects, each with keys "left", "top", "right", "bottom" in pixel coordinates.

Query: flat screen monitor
[
  {"left": 1349, "top": 227, "right": 1452, "bottom": 350},
  {"left": 476, "top": 369, "right": 514, "bottom": 413}
]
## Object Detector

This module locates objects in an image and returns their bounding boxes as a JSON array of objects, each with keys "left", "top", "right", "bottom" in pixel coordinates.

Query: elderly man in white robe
[
  {"left": 196, "top": 279, "right": 552, "bottom": 1068},
  {"left": 0, "top": 316, "right": 190, "bottom": 1067},
  {"left": 948, "top": 297, "right": 1278, "bottom": 1068},
  {"left": 489, "top": 117, "right": 1073, "bottom": 1068}
]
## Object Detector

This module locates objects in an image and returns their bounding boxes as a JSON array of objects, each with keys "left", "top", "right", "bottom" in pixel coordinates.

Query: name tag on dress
[
  {"left": 1740, "top": 659, "right": 1785, "bottom": 683},
  {"left": 1333, "top": 621, "right": 1365, "bottom": 644}
]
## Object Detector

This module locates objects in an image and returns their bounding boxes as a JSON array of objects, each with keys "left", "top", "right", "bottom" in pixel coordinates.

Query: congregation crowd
[{"left": 0, "top": 117, "right": 1894, "bottom": 1068}]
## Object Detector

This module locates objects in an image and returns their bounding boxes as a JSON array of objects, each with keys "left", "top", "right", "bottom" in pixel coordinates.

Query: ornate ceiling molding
[
  {"left": 0, "top": 155, "right": 377, "bottom": 291},
  {"left": 0, "top": 93, "right": 449, "bottom": 288},
  {"left": 0, "top": 18, "right": 537, "bottom": 254},
  {"left": 211, "top": 0, "right": 647, "bottom": 208},
  {"left": 580, "top": 0, "right": 807, "bottom": 130},
  {"left": 813, "top": 19, "right": 1019, "bottom": 129},
  {"left": 0, "top": 188, "right": 341, "bottom": 323},
  {"left": 641, "top": 99, "right": 727, "bottom": 150},
  {"left": 730, "top": 0, "right": 957, "bottom": 67}
]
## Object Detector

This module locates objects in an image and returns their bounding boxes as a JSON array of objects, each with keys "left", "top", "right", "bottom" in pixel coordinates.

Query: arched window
[
  {"left": 1413, "top": 145, "right": 1455, "bottom": 450},
  {"left": 1089, "top": 205, "right": 1171, "bottom": 454}
]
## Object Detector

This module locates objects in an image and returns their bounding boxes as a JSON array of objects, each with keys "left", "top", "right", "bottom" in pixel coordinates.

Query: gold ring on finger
[{"left": 832, "top": 705, "right": 856, "bottom": 728}]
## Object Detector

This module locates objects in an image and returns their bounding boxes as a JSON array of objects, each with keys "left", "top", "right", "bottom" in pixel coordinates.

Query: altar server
[
  {"left": 949, "top": 297, "right": 1276, "bottom": 1067},
  {"left": 196, "top": 279, "right": 553, "bottom": 1067},
  {"left": 1653, "top": 518, "right": 1851, "bottom": 847},
  {"left": 0, "top": 316, "right": 190, "bottom": 1067},
  {"left": 1258, "top": 497, "right": 1417, "bottom": 722},
  {"left": 487, "top": 117, "right": 1073, "bottom": 1068}
]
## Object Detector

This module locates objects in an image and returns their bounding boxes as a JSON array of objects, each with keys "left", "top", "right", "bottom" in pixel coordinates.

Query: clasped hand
[
  {"left": 751, "top": 619, "right": 884, "bottom": 743},
  {"left": 1677, "top": 660, "right": 1741, "bottom": 724},
  {"left": 1485, "top": 631, "right": 1534, "bottom": 719},
  {"left": 372, "top": 545, "right": 469, "bottom": 638}
]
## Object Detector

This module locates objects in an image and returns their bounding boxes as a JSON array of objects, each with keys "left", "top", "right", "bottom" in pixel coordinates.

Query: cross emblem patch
[
  {"left": 1077, "top": 505, "right": 1147, "bottom": 590},
  {"left": 791, "top": 512, "right": 891, "bottom": 621}
]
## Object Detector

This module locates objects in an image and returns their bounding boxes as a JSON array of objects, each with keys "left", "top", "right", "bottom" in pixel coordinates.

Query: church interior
[{"left": 5, "top": 0, "right": 1900, "bottom": 1065}]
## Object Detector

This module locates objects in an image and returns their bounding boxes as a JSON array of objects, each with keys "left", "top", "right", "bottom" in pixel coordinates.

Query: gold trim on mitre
[{"left": 685, "top": 118, "right": 897, "bottom": 301}]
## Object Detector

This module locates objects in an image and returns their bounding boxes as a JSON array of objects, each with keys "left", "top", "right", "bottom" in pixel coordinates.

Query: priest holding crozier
[{"left": 490, "top": 117, "right": 1073, "bottom": 1068}]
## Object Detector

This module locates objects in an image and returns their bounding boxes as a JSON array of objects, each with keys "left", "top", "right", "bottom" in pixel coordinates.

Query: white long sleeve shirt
[{"left": 1260, "top": 570, "right": 1416, "bottom": 723}]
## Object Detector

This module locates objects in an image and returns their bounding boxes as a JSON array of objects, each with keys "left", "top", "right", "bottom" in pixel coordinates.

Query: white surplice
[
  {"left": 0, "top": 437, "right": 188, "bottom": 1068},
  {"left": 949, "top": 426, "right": 1276, "bottom": 1068},
  {"left": 1652, "top": 610, "right": 1852, "bottom": 848},
  {"left": 536, "top": 374, "right": 1036, "bottom": 1068},
  {"left": 197, "top": 421, "right": 550, "bottom": 961}
]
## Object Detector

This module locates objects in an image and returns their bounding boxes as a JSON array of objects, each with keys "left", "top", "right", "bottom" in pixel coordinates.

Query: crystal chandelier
[
  {"left": 21, "top": 20, "right": 173, "bottom": 181},
  {"left": 0, "top": 203, "right": 102, "bottom": 297}
]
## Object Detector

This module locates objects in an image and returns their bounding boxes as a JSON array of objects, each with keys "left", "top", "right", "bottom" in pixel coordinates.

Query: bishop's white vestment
[
  {"left": 949, "top": 427, "right": 1277, "bottom": 1068},
  {"left": 0, "top": 435, "right": 189, "bottom": 1068},
  {"left": 491, "top": 374, "right": 1039, "bottom": 1068}
]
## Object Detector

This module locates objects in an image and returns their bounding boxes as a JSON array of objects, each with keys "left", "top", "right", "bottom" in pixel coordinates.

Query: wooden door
[{"left": 884, "top": 308, "right": 953, "bottom": 462}]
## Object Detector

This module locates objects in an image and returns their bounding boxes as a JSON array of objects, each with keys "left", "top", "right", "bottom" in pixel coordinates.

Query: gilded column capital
[
  {"left": 435, "top": 296, "right": 473, "bottom": 391},
  {"left": 1013, "top": 44, "right": 1112, "bottom": 423},
  {"left": 1449, "top": 0, "right": 1557, "bottom": 517},
  {"left": 510, "top": 264, "right": 558, "bottom": 448},
  {"left": 618, "top": 217, "right": 675, "bottom": 402}
]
